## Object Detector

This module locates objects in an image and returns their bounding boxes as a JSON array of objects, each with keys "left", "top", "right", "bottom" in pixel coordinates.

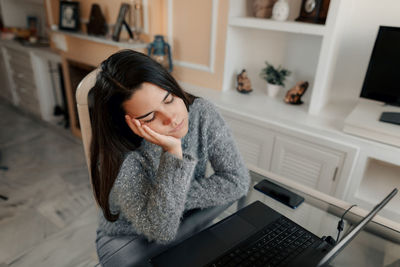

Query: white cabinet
[
  {"left": 0, "top": 41, "right": 62, "bottom": 123},
  {"left": 217, "top": 0, "right": 355, "bottom": 195},
  {"left": 223, "top": 112, "right": 274, "bottom": 170},
  {"left": 219, "top": 108, "right": 352, "bottom": 196},
  {"left": 4, "top": 46, "right": 42, "bottom": 117},
  {"left": 271, "top": 135, "right": 341, "bottom": 194}
]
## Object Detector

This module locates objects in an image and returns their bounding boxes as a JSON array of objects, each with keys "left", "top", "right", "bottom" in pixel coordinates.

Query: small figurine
[
  {"left": 236, "top": 69, "right": 253, "bottom": 94},
  {"left": 284, "top": 81, "right": 309, "bottom": 104},
  {"left": 87, "top": 4, "right": 107, "bottom": 36},
  {"left": 252, "top": 0, "right": 277, "bottom": 18}
]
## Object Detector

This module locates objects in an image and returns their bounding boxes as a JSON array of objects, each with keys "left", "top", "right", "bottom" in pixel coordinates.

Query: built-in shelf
[
  {"left": 229, "top": 17, "right": 326, "bottom": 36},
  {"left": 51, "top": 29, "right": 148, "bottom": 50},
  {"left": 355, "top": 158, "right": 400, "bottom": 221},
  {"left": 181, "top": 82, "right": 348, "bottom": 133},
  {"left": 343, "top": 99, "right": 400, "bottom": 148}
]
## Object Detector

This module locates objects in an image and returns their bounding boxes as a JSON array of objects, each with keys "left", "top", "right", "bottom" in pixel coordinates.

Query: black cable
[{"left": 336, "top": 204, "right": 357, "bottom": 243}]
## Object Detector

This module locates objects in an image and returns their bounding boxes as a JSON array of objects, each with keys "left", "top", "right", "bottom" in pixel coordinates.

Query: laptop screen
[{"left": 317, "top": 188, "right": 398, "bottom": 267}]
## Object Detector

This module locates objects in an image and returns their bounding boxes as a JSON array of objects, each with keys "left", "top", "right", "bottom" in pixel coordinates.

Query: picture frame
[
  {"left": 59, "top": 1, "right": 80, "bottom": 31},
  {"left": 112, "top": 3, "right": 131, "bottom": 41}
]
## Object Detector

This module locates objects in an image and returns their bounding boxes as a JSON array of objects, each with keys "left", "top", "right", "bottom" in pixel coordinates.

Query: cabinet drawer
[
  {"left": 17, "top": 86, "right": 40, "bottom": 115},
  {"left": 14, "top": 76, "right": 38, "bottom": 99},
  {"left": 223, "top": 114, "right": 274, "bottom": 170},
  {"left": 16, "top": 85, "right": 39, "bottom": 105},
  {"left": 12, "top": 71, "right": 35, "bottom": 88},
  {"left": 271, "top": 135, "right": 343, "bottom": 194},
  {"left": 9, "top": 59, "right": 34, "bottom": 77},
  {"left": 7, "top": 47, "right": 31, "bottom": 65}
]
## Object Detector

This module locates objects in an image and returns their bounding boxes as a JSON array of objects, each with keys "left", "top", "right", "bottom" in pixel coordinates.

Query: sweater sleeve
[
  {"left": 184, "top": 102, "right": 250, "bottom": 211},
  {"left": 111, "top": 150, "right": 197, "bottom": 244}
]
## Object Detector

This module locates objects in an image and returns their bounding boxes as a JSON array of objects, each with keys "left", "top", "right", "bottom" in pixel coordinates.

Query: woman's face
[{"left": 122, "top": 82, "right": 189, "bottom": 139}]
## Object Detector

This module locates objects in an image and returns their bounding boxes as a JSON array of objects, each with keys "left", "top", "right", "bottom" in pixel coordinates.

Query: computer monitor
[{"left": 360, "top": 26, "right": 400, "bottom": 125}]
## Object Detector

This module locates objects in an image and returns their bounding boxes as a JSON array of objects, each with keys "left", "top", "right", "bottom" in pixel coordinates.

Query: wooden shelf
[
  {"left": 229, "top": 17, "right": 326, "bottom": 37},
  {"left": 52, "top": 29, "right": 148, "bottom": 50}
]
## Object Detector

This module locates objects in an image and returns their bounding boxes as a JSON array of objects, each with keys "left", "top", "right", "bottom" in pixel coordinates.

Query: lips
[{"left": 170, "top": 119, "right": 185, "bottom": 133}]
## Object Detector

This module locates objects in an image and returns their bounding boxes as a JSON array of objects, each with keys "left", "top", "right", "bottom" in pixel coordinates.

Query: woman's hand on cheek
[
  {"left": 125, "top": 115, "right": 182, "bottom": 159},
  {"left": 125, "top": 115, "right": 144, "bottom": 138}
]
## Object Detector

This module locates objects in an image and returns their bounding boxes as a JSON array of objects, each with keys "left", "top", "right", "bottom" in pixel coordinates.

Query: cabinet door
[
  {"left": 5, "top": 47, "right": 40, "bottom": 116},
  {"left": 223, "top": 114, "right": 274, "bottom": 170},
  {"left": 271, "top": 135, "right": 341, "bottom": 194}
]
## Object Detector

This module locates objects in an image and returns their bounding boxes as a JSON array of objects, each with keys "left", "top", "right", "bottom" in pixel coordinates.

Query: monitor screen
[{"left": 360, "top": 26, "right": 400, "bottom": 106}]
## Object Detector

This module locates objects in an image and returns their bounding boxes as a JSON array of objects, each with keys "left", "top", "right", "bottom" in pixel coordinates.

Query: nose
[{"left": 162, "top": 112, "right": 177, "bottom": 126}]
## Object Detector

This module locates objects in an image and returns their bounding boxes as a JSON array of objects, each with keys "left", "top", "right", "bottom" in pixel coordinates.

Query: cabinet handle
[{"left": 332, "top": 167, "right": 338, "bottom": 181}]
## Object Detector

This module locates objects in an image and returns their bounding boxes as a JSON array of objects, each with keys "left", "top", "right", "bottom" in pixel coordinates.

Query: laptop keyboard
[{"left": 206, "top": 217, "right": 318, "bottom": 267}]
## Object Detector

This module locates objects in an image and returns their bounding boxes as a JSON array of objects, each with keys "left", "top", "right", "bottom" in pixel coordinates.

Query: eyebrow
[{"left": 134, "top": 91, "right": 171, "bottom": 119}]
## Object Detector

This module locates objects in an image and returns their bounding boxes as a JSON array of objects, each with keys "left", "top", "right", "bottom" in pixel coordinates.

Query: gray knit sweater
[{"left": 97, "top": 97, "right": 250, "bottom": 243}]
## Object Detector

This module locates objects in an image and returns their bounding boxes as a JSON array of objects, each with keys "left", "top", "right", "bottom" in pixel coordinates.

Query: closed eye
[
  {"left": 142, "top": 93, "right": 174, "bottom": 123},
  {"left": 165, "top": 94, "right": 175, "bottom": 104},
  {"left": 143, "top": 114, "right": 155, "bottom": 123}
]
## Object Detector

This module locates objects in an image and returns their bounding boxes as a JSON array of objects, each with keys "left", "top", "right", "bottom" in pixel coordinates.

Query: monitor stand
[{"left": 380, "top": 112, "right": 400, "bottom": 125}]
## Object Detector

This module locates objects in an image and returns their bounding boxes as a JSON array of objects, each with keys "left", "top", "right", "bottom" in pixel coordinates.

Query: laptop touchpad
[{"left": 210, "top": 215, "right": 256, "bottom": 246}]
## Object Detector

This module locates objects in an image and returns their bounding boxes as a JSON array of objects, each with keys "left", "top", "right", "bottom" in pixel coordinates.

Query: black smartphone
[{"left": 254, "top": 179, "right": 304, "bottom": 209}]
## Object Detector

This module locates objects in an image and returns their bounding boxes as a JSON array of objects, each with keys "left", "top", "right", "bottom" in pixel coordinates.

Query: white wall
[{"left": 329, "top": 0, "right": 400, "bottom": 103}]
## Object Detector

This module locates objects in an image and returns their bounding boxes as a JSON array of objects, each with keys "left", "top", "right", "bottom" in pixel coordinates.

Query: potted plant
[{"left": 260, "top": 61, "right": 291, "bottom": 97}]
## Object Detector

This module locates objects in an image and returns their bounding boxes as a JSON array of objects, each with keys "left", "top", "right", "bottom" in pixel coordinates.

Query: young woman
[{"left": 91, "top": 50, "right": 250, "bottom": 266}]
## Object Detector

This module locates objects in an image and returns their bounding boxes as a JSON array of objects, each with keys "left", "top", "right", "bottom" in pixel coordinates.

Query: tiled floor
[{"left": 0, "top": 101, "right": 99, "bottom": 266}]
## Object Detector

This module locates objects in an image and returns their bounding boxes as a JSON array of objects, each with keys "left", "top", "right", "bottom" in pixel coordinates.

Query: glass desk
[{"left": 217, "top": 169, "right": 400, "bottom": 267}]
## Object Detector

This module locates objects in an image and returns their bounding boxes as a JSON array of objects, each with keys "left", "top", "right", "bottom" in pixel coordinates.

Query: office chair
[{"left": 75, "top": 68, "right": 234, "bottom": 266}]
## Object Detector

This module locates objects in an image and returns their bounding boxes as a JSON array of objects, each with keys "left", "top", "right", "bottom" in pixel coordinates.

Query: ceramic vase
[{"left": 272, "top": 0, "right": 289, "bottom": 21}]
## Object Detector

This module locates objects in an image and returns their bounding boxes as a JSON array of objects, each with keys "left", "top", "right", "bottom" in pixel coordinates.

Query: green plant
[{"left": 260, "top": 61, "right": 291, "bottom": 86}]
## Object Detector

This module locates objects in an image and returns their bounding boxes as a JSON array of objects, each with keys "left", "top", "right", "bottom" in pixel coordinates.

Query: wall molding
[
  {"left": 167, "top": 0, "right": 218, "bottom": 73},
  {"left": 142, "top": 0, "right": 149, "bottom": 34}
]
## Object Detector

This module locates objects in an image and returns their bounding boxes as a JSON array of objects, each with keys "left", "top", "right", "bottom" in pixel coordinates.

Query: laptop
[{"left": 150, "top": 185, "right": 398, "bottom": 267}]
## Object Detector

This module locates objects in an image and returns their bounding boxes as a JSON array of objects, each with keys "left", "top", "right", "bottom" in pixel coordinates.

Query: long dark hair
[{"left": 90, "top": 49, "right": 196, "bottom": 222}]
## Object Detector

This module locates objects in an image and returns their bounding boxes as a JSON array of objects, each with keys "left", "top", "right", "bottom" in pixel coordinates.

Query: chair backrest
[{"left": 76, "top": 68, "right": 100, "bottom": 173}]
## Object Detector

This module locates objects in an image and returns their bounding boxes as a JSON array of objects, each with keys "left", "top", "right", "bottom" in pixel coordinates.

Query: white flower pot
[{"left": 266, "top": 83, "right": 282, "bottom": 98}]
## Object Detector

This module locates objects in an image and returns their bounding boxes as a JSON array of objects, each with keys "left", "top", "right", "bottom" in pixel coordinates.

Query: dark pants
[{"left": 95, "top": 203, "right": 233, "bottom": 267}]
